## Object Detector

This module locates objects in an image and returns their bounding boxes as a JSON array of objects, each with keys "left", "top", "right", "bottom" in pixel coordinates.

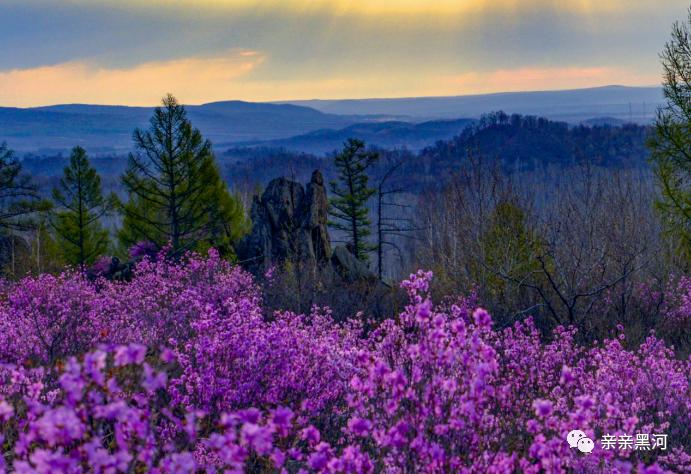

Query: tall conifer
[
  {"left": 119, "top": 94, "right": 247, "bottom": 256},
  {"left": 329, "top": 139, "right": 379, "bottom": 262},
  {"left": 52, "top": 146, "right": 114, "bottom": 267}
]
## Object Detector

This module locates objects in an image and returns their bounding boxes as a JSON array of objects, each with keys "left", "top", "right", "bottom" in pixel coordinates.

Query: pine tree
[
  {"left": 0, "top": 142, "right": 48, "bottom": 231},
  {"left": 648, "top": 8, "right": 691, "bottom": 264},
  {"left": 194, "top": 168, "right": 249, "bottom": 256},
  {"left": 52, "top": 146, "right": 114, "bottom": 267},
  {"left": 119, "top": 94, "right": 247, "bottom": 256},
  {"left": 329, "top": 139, "right": 379, "bottom": 262}
]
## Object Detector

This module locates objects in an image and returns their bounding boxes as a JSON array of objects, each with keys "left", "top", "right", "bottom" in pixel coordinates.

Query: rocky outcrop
[
  {"left": 237, "top": 170, "right": 332, "bottom": 274},
  {"left": 238, "top": 170, "right": 395, "bottom": 320},
  {"left": 330, "top": 245, "right": 377, "bottom": 283},
  {"left": 301, "top": 170, "right": 331, "bottom": 263}
]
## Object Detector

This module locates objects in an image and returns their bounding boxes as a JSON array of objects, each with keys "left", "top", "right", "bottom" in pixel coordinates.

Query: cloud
[
  {"left": 0, "top": 51, "right": 264, "bottom": 107},
  {"left": 35, "top": 0, "right": 671, "bottom": 16},
  {"left": 0, "top": 0, "right": 684, "bottom": 105},
  {"left": 0, "top": 56, "right": 659, "bottom": 107},
  {"left": 439, "top": 67, "right": 660, "bottom": 94}
]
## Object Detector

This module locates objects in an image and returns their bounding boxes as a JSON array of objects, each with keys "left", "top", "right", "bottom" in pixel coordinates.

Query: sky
[{"left": 0, "top": 0, "right": 688, "bottom": 107}]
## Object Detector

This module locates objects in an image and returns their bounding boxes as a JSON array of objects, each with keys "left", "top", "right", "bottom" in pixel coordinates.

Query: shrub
[{"left": 0, "top": 254, "right": 687, "bottom": 473}]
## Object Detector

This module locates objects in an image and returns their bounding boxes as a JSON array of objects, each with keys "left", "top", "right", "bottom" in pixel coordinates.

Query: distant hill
[
  {"left": 280, "top": 86, "right": 664, "bottom": 124},
  {"left": 418, "top": 112, "right": 652, "bottom": 173},
  {"left": 233, "top": 118, "right": 476, "bottom": 154},
  {"left": 218, "top": 113, "right": 653, "bottom": 194},
  {"left": 22, "top": 112, "right": 654, "bottom": 202},
  {"left": 0, "top": 101, "right": 359, "bottom": 153},
  {"left": 580, "top": 116, "right": 628, "bottom": 127}
]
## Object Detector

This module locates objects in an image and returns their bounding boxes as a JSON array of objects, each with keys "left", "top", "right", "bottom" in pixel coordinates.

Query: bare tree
[
  {"left": 518, "top": 166, "right": 660, "bottom": 334},
  {"left": 376, "top": 161, "right": 421, "bottom": 281},
  {"left": 415, "top": 155, "right": 670, "bottom": 340}
]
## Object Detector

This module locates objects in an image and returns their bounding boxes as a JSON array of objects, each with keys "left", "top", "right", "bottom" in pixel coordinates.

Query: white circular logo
[
  {"left": 567, "top": 429, "right": 594, "bottom": 453},
  {"left": 567, "top": 429, "right": 587, "bottom": 448},
  {"left": 577, "top": 437, "right": 594, "bottom": 454}
]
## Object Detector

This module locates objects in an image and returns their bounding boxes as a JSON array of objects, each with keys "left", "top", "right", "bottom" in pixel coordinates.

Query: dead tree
[{"left": 376, "top": 161, "right": 421, "bottom": 281}]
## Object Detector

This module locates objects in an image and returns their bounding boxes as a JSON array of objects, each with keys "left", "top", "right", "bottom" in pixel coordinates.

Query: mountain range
[
  {"left": 0, "top": 101, "right": 359, "bottom": 153},
  {"left": 280, "top": 85, "right": 663, "bottom": 123},
  {"left": 0, "top": 86, "right": 663, "bottom": 154}
]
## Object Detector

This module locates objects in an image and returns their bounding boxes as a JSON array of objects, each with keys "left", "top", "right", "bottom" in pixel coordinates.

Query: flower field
[{"left": 0, "top": 250, "right": 688, "bottom": 473}]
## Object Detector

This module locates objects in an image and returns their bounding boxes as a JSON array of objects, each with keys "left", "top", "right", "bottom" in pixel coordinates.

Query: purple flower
[
  {"left": 241, "top": 422, "right": 273, "bottom": 455},
  {"left": 34, "top": 407, "right": 85, "bottom": 445},
  {"left": 532, "top": 399, "right": 553, "bottom": 418},
  {"left": 270, "top": 407, "right": 294, "bottom": 431},
  {"left": 347, "top": 417, "right": 372, "bottom": 437},
  {"left": 560, "top": 365, "right": 574, "bottom": 385},
  {"left": 0, "top": 399, "right": 13, "bottom": 421},
  {"left": 308, "top": 443, "right": 332, "bottom": 470},
  {"left": 301, "top": 425, "right": 321, "bottom": 445},
  {"left": 114, "top": 344, "right": 146, "bottom": 366},
  {"left": 159, "top": 452, "right": 197, "bottom": 474},
  {"left": 141, "top": 363, "right": 167, "bottom": 392},
  {"left": 415, "top": 299, "right": 432, "bottom": 322},
  {"left": 473, "top": 308, "right": 492, "bottom": 328}
]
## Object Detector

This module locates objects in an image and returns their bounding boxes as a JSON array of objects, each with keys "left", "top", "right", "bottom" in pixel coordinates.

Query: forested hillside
[
  {"left": 234, "top": 118, "right": 476, "bottom": 153},
  {"left": 423, "top": 112, "right": 650, "bottom": 171},
  {"left": 217, "top": 114, "right": 651, "bottom": 192}
]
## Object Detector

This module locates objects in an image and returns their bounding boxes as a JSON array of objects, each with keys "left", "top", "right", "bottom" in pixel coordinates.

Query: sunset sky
[{"left": 1, "top": 0, "right": 688, "bottom": 107}]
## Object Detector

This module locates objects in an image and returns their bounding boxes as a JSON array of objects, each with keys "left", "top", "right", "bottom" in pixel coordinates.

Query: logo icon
[
  {"left": 567, "top": 429, "right": 594, "bottom": 454},
  {"left": 567, "top": 429, "right": 586, "bottom": 448},
  {"left": 577, "top": 437, "right": 594, "bottom": 453}
]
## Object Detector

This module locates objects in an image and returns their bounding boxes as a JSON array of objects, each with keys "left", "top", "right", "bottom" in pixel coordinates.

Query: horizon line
[{"left": 1, "top": 84, "right": 662, "bottom": 110}]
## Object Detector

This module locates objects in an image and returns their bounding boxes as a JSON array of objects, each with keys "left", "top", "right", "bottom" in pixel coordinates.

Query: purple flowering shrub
[
  {"left": 0, "top": 252, "right": 688, "bottom": 473},
  {"left": 97, "top": 249, "right": 260, "bottom": 347},
  {"left": 596, "top": 275, "right": 691, "bottom": 351},
  {"left": 659, "top": 276, "right": 691, "bottom": 335},
  {"left": 0, "top": 346, "right": 342, "bottom": 473},
  {"left": 169, "top": 304, "right": 365, "bottom": 425},
  {"left": 0, "top": 273, "right": 105, "bottom": 365},
  {"left": 345, "top": 271, "right": 690, "bottom": 473}
]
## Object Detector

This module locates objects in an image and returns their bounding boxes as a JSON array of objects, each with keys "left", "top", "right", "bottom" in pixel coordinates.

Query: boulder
[{"left": 330, "top": 245, "right": 377, "bottom": 283}]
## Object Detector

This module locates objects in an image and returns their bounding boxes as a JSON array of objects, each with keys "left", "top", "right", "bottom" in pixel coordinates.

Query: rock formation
[
  {"left": 237, "top": 170, "right": 332, "bottom": 274},
  {"left": 237, "top": 169, "right": 379, "bottom": 284},
  {"left": 330, "top": 245, "right": 377, "bottom": 283}
]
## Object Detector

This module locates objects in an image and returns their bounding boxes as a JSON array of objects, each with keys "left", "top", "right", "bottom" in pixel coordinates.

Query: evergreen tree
[
  {"left": 649, "top": 9, "right": 691, "bottom": 264},
  {"left": 119, "top": 94, "right": 248, "bottom": 256},
  {"left": 0, "top": 142, "right": 48, "bottom": 231},
  {"left": 195, "top": 171, "right": 249, "bottom": 257},
  {"left": 329, "top": 139, "right": 379, "bottom": 262},
  {"left": 479, "top": 200, "right": 544, "bottom": 300},
  {"left": 52, "top": 146, "right": 114, "bottom": 267}
]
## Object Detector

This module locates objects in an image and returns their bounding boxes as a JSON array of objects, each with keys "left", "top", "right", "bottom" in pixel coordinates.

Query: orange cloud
[
  {"left": 0, "top": 58, "right": 658, "bottom": 107},
  {"left": 0, "top": 50, "right": 264, "bottom": 107}
]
